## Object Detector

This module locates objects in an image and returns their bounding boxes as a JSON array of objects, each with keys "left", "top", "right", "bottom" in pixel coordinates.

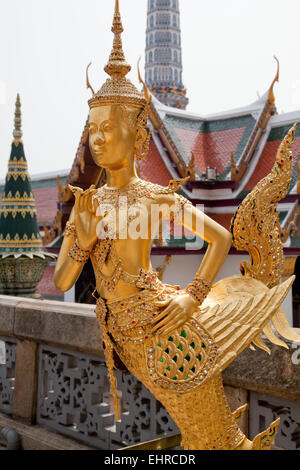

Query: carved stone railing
[
  {"left": 223, "top": 334, "right": 300, "bottom": 450},
  {"left": 0, "top": 295, "right": 299, "bottom": 450},
  {"left": 0, "top": 296, "right": 178, "bottom": 450}
]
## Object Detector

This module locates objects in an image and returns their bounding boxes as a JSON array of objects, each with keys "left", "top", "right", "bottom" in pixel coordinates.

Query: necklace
[
  {"left": 93, "top": 178, "right": 187, "bottom": 209},
  {"left": 92, "top": 178, "right": 191, "bottom": 292}
]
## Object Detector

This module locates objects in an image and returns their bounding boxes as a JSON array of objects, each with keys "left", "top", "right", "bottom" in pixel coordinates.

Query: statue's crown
[{"left": 88, "top": 0, "right": 149, "bottom": 110}]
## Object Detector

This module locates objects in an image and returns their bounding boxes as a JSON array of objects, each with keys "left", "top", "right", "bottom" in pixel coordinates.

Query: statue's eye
[{"left": 103, "top": 121, "right": 113, "bottom": 132}]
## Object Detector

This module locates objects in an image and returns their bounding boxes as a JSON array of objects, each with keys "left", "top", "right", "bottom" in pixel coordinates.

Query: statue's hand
[
  {"left": 69, "top": 184, "right": 99, "bottom": 252},
  {"left": 151, "top": 293, "right": 199, "bottom": 337}
]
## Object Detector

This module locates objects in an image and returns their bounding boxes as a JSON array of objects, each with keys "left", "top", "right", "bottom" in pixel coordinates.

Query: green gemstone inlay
[
  {"left": 179, "top": 366, "right": 184, "bottom": 373},
  {"left": 178, "top": 344, "right": 183, "bottom": 351},
  {"left": 202, "top": 343, "right": 206, "bottom": 349},
  {"left": 168, "top": 337, "right": 173, "bottom": 342},
  {"left": 158, "top": 343, "right": 161, "bottom": 347},
  {"left": 197, "top": 354, "right": 202, "bottom": 361},
  {"left": 181, "top": 330, "right": 187, "bottom": 338},
  {"left": 167, "top": 366, "right": 171, "bottom": 371},
  {"left": 191, "top": 367, "right": 195, "bottom": 373},
  {"left": 185, "top": 355, "right": 190, "bottom": 361},
  {"left": 172, "top": 376, "right": 177, "bottom": 380},
  {"left": 173, "top": 356, "right": 178, "bottom": 362},
  {"left": 160, "top": 358, "right": 163, "bottom": 363},
  {"left": 190, "top": 342, "right": 195, "bottom": 349}
]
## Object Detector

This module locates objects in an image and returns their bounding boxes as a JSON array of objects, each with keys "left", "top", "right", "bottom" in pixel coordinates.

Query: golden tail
[
  {"left": 231, "top": 124, "right": 296, "bottom": 288},
  {"left": 252, "top": 418, "right": 281, "bottom": 450}
]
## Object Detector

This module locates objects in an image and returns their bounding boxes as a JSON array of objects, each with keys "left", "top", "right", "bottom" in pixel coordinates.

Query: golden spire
[
  {"left": 88, "top": 0, "right": 148, "bottom": 109},
  {"left": 13, "top": 94, "right": 22, "bottom": 142},
  {"left": 104, "top": 0, "right": 131, "bottom": 78}
]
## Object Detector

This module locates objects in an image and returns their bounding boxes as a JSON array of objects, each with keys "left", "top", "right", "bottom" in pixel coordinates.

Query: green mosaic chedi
[
  {"left": 0, "top": 94, "right": 42, "bottom": 254},
  {"left": 0, "top": 95, "right": 55, "bottom": 296}
]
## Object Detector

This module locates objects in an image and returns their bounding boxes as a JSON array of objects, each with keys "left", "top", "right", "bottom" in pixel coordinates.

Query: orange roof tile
[
  {"left": 173, "top": 127, "right": 246, "bottom": 176},
  {"left": 244, "top": 137, "right": 300, "bottom": 191},
  {"left": 37, "top": 265, "right": 64, "bottom": 298},
  {"left": 33, "top": 186, "right": 58, "bottom": 224},
  {"left": 140, "top": 140, "right": 173, "bottom": 186},
  {"left": 206, "top": 212, "right": 234, "bottom": 231}
]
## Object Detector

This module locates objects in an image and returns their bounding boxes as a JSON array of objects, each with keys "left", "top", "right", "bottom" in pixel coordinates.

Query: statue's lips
[{"left": 93, "top": 147, "right": 104, "bottom": 156}]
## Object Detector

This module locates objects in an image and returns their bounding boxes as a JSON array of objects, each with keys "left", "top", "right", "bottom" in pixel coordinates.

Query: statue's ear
[
  {"left": 134, "top": 127, "right": 145, "bottom": 160},
  {"left": 134, "top": 126, "right": 151, "bottom": 161}
]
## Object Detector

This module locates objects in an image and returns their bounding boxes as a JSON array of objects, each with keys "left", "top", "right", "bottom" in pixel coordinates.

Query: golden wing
[{"left": 194, "top": 275, "right": 300, "bottom": 373}]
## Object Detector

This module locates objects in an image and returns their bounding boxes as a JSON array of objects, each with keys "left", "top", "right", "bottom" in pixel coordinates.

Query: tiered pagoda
[
  {"left": 0, "top": 95, "right": 55, "bottom": 297},
  {"left": 145, "top": 0, "right": 188, "bottom": 109}
]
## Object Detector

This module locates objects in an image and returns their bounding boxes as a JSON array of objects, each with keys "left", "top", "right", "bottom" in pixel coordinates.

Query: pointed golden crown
[{"left": 88, "top": 0, "right": 149, "bottom": 110}]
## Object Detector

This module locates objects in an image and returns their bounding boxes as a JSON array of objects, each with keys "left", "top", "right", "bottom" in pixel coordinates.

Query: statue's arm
[
  {"left": 156, "top": 192, "right": 232, "bottom": 283},
  {"left": 152, "top": 195, "right": 232, "bottom": 336},
  {"left": 54, "top": 185, "right": 100, "bottom": 292},
  {"left": 54, "top": 207, "right": 85, "bottom": 292},
  {"left": 181, "top": 203, "right": 232, "bottom": 283}
]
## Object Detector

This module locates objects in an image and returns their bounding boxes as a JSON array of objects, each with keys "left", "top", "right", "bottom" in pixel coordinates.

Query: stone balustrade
[{"left": 0, "top": 295, "right": 299, "bottom": 450}]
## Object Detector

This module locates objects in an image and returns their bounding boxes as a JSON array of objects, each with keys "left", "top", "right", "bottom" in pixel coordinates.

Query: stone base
[{"left": 0, "top": 255, "right": 51, "bottom": 298}]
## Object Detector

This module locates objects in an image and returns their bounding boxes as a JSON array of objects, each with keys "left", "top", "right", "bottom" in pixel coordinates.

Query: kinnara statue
[{"left": 54, "top": 0, "right": 300, "bottom": 450}]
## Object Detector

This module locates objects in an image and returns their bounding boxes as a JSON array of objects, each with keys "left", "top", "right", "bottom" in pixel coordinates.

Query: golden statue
[{"left": 54, "top": 0, "right": 300, "bottom": 450}]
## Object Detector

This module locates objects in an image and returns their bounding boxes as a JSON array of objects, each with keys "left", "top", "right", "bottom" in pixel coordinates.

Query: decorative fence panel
[
  {"left": 0, "top": 336, "right": 17, "bottom": 415},
  {"left": 37, "top": 344, "right": 178, "bottom": 449},
  {"left": 250, "top": 391, "right": 300, "bottom": 450}
]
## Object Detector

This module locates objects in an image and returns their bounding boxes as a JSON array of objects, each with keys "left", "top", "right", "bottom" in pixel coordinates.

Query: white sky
[{"left": 1, "top": 0, "right": 300, "bottom": 179}]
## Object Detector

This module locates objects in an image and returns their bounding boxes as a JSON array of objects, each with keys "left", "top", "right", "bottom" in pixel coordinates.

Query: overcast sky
[{"left": 1, "top": 0, "right": 300, "bottom": 179}]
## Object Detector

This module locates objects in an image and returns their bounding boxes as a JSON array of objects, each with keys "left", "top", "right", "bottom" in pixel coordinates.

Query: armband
[
  {"left": 68, "top": 240, "right": 90, "bottom": 263},
  {"left": 186, "top": 276, "right": 211, "bottom": 306}
]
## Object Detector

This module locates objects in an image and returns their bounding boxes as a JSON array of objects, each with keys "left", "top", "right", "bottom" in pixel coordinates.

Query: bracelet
[
  {"left": 186, "top": 277, "right": 211, "bottom": 306},
  {"left": 64, "top": 221, "right": 77, "bottom": 238},
  {"left": 68, "top": 240, "right": 90, "bottom": 264}
]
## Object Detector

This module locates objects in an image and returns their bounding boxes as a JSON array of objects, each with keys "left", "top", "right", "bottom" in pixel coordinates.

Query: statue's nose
[{"left": 95, "top": 133, "right": 105, "bottom": 145}]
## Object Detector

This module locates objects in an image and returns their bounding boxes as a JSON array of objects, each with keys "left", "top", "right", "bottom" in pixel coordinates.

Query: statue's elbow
[
  {"left": 54, "top": 271, "right": 70, "bottom": 293},
  {"left": 217, "top": 227, "right": 232, "bottom": 251},
  {"left": 224, "top": 229, "right": 233, "bottom": 248}
]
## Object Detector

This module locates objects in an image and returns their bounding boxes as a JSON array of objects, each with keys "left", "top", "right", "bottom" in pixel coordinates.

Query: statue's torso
[{"left": 89, "top": 178, "right": 190, "bottom": 300}]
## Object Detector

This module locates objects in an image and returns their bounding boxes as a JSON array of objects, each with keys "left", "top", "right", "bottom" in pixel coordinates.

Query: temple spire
[
  {"left": 145, "top": 0, "right": 188, "bottom": 109},
  {"left": 104, "top": 0, "right": 131, "bottom": 78},
  {"left": 13, "top": 94, "right": 22, "bottom": 142},
  {"left": 0, "top": 95, "right": 55, "bottom": 297}
]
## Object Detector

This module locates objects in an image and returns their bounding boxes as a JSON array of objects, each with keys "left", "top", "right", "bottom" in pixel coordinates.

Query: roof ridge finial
[
  {"left": 268, "top": 56, "right": 280, "bottom": 106},
  {"left": 13, "top": 93, "right": 22, "bottom": 142},
  {"left": 104, "top": 0, "right": 131, "bottom": 79}
]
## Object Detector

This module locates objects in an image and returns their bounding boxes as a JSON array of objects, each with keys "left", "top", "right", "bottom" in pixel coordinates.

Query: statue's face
[{"left": 89, "top": 105, "right": 138, "bottom": 169}]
